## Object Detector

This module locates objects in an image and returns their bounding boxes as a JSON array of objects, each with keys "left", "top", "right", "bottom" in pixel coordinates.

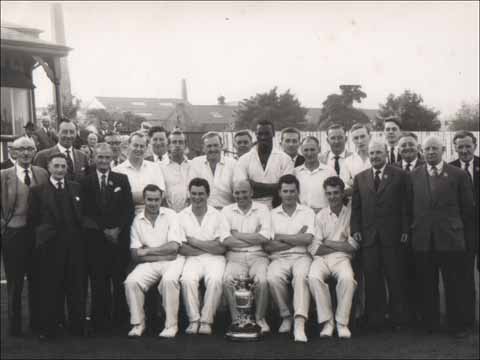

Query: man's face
[
  {"left": 144, "top": 190, "right": 162, "bottom": 214},
  {"left": 41, "top": 118, "right": 50, "bottom": 128},
  {"left": 368, "top": 143, "right": 388, "bottom": 169},
  {"left": 233, "top": 181, "right": 253, "bottom": 208},
  {"left": 325, "top": 185, "right": 344, "bottom": 209},
  {"left": 128, "top": 135, "right": 147, "bottom": 161},
  {"left": 48, "top": 157, "right": 68, "bottom": 180},
  {"left": 398, "top": 136, "right": 418, "bottom": 163},
  {"left": 58, "top": 122, "right": 76, "bottom": 148},
  {"left": 95, "top": 147, "right": 113, "bottom": 173},
  {"left": 105, "top": 135, "right": 122, "bottom": 157},
  {"left": 189, "top": 185, "right": 208, "bottom": 208},
  {"left": 234, "top": 135, "right": 252, "bottom": 157},
  {"left": 384, "top": 121, "right": 401, "bottom": 146},
  {"left": 15, "top": 139, "right": 36, "bottom": 167},
  {"left": 151, "top": 131, "right": 168, "bottom": 156},
  {"left": 281, "top": 133, "right": 300, "bottom": 158},
  {"left": 169, "top": 134, "right": 186, "bottom": 158},
  {"left": 256, "top": 124, "right": 274, "bottom": 148},
  {"left": 25, "top": 127, "right": 35, "bottom": 136},
  {"left": 351, "top": 128, "right": 371, "bottom": 152},
  {"left": 454, "top": 137, "right": 476, "bottom": 163},
  {"left": 87, "top": 134, "right": 98, "bottom": 148},
  {"left": 279, "top": 182, "right": 298, "bottom": 207},
  {"left": 203, "top": 136, "right": 222, "bottom": 162},
  {"left": 301, "top": 140, "right": 320, "bottom": 162},
  {"left": 424, "top": 139, "right": 444, "bottom": 166},
  {"left": 100, "top": 120, "right": 109, "bottom": 130},
  {"left": 327, "top": 128, "right": 347, "bottom": 155}
]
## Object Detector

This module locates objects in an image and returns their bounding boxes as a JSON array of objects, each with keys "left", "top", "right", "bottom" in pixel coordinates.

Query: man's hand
[
  {"left": 400, "top": 233, "right": 409, "bottom": 244},
  {"left": 136, "top": 247, "right": 147, "bottom": 257},
  {"left": 224, "top": 275, "right": 236, "bottom": 287},
  {"left": 353, "top": 232, "right": 362, "bottom": 243},
  {"left": 255, "top": 224, "right": 262, "bottom": 233},
  {"left": 298, "top": 225, "right": 308, "bottom": 234},
  {"left": 104, "top": 227, "right": 121, "bottom": 244}
]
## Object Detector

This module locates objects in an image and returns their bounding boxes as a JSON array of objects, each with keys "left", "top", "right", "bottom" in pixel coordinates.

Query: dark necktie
[
  {"left": 464, "top": 161, "right": 472, "bottom": 182},
  {"left": 57, "top": 181, "right": 63, "bottom": 190},
  {"left": 334, "top": 156, "right": 340, "bottom": 176},
  {"left": 65, "top": 149, "right": 74, "bottom": 175},
  {"left": 24, "top": 169, "right": 31, "bottom": 186},
  {"left": 405, "top": 162, "right": 411, "bottom": 172},
  {"left": 390, "top": 147, "right": 396, "bottom": 164},
  {"left": 374, "top": 170, "right": 381, "bottom": 191},
  {"left": 100, "top": 174, "right": 107, "bottom": 205},
  {"left": 431, "top": 165, "right": 438, "bottom": 177}
]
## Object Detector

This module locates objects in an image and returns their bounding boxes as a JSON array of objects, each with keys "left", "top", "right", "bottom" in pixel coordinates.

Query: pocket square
[{"left": 114, "top": 187, "right": 122, "bottom": 192}]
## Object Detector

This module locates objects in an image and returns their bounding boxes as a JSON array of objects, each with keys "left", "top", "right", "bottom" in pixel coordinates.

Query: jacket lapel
[
  {"left": 45, "top": 182, "right": 61, "bottom": 221},
  {"left": 5, "top": 169, "right": 18, "bottom": 212},
  {"left": 377, "top": 166, "right": 393, "bottom": 195},
  {"left": 366, "top": 170, "right": 375, "bottom": 193}
]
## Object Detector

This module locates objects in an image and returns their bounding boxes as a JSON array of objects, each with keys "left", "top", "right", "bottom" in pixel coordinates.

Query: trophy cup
[{"left": 225, "top": 274, "right": 262, "bottom": 341}]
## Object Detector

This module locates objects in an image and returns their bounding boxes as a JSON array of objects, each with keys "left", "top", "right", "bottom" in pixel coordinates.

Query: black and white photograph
[{"left": 0, "top": 1, "right": 478, "bottom": 359}]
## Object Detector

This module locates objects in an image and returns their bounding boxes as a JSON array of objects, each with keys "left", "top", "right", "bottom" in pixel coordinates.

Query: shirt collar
[
  {"left": 96, "top": 169, "right": 110, "bottom": 180},
  {"left": 139, "top": 208, "right": 166, "bottom": 221},
  {"left": 428, "top": 161, "right": 444, "bottom": 172},
  {"left": 328, "top": 150, "right": 347, "bottom": 160},
  {"left": 49, "top": 176, "right": 65, "bottom": 187},
  {"left": 165, "top": 155, "right": 189, "bottom": 165},
  {"left": 232, "top": 201, "right": 259, "bottom": 215},
  {"left": 273, "top": 203, "right": 306, "bottom": 216},
  {"left": 402, "top": 157, "right": 418, "bottom": 168},
  {"left": 203, "top": 154, "right": 225, "bottom": 165},
  {"left": 372, "top": 163, "right": 387, "bottom": 176},
  {"left": 57, "top": 143, "right": 72, "bottom": 153},
  {"left": 125, "top": 159, "right": 148, "bottom": 169},
  {"left": 297, "top": 162, "right": 330, "bottom": 173},
  {"left": 460, "top": 159, "right": 473, "bottom": 167},
  {"left": 328, "top": 205, "right": 348, "bottom": 217}
]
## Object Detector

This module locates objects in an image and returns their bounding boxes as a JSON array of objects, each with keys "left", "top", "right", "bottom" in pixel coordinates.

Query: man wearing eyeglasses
[
  {"left": 104, "top": 132, "right": 127, "bottom": 167},
  {"left": 1, "top": 137, "right": 49, "bottom": 336}
]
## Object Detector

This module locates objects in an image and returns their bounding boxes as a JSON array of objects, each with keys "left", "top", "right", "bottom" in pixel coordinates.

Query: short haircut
[
  {"left": 280, "top": 127, "right": 301, "bottom": 141},
  {"left": 398, "top": 131, "right": 418, "bottom": 142},
  {"left": 143, "top": 184, "right": 163, "bottom": 198},
  {"left": 278, "top": 174, "right": 300, "bottom": 192},
  {"left": 350, "top": 122, "right": 371, "bottom": 134},
  {"left": 384, "top": 116, "right": 401, "bottom": 129},
  {"left": 188, "top": 177, "right": 211, "bottom": 196},
  {"left": 326, "top": 123, "right": 346, "bottom": 136},
  {"left": 58, "top": 118, "right": 77, "bottom": 130},
  {"left": 369, "top": 139, "right": 389, "bottom": 152},
  {"left": 87, "top": 132, "right": 98, "bottom": 139},
  {"left": 128, "top": 131, "right": 148, "bottom": 144},
  {"left": 323, "top": 176, "right": 345, "bottom": 191},
  {"left": 12, "top": 136, "right": 36, "bottom": 149},
  {"left": 94, "top": 142, "right": 112, "bottom": 153},
  {"left": 234, "top": 130, "right": 252, "bottom": 141},
  {"left": 104, "top": 132, "right": 121, "bottom": 140},
  {"left": 300, "top": 135, "right": 320, "bottom": 146},
  {"left": 148, "top": 126, "right": 168, "bottom": 138},
  {"left": 168, "top": 129, "right": 186, "bottom": 143},
  {"left": 201, "top": 131, "right": 223, "bottom": 145},
  {"left": 256, "top": 119, "right": 275, "bottom": 132},
  {"left": 453, "top": 130, "right": 477, "bottom": 145},
  {"left": 48, "top": 152, "right": 68, "bottom": 164}
]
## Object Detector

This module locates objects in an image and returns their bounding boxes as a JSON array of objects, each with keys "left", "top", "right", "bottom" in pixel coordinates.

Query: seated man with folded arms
[
  {"left": 265, "top": 174, "right": 315, "bottom": 343},
  {"left": 124, "top": 184, "right": 185, "bottom": 338},
  {"left": 178, "top": 178, "right": 230, "bottom": 335},
  {"left": 308, "top": 176, "right": 358, "bottom": 339},
  {"left": 222, "top": 180, "right": 272, "bottom": 333}
]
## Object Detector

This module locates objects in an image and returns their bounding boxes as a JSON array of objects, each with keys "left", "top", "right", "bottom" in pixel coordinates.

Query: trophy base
[{"left": 225, "top": 323, "right": 262, "bottom": 342}]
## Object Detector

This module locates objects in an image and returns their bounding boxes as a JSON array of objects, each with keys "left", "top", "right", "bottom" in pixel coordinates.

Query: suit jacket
[
  {"left": 318, "top": 150, "right": 354, "bottom": 165},
  {"left": 351, "top": 164, "right": 411, "bottom": 247},
  {"left": 410, "top": 163, "right": 475, "bottom": 252},
  {"left": 35, "top": 127, "right": 58, "bottom": 151},
  {"left": 0, "top": 158, "right": 14, "bottom": 170},
  {"left": 80, "top": 171, "right": 134, "bottom": 237},
  {"left": 33, "top": 144, "right": 89, "bottom": 181},
  {"left": 27, "top": 179, "right": 84, "bottom": 248},
  {"left": 393, "top": 157, "right": 425, "bottom": 171},
  {"left": 1, "top": 165, "right": 49, "bottom": 229},
  {"left": 449, "top": 155, "right": 479, "bottom": 252}
]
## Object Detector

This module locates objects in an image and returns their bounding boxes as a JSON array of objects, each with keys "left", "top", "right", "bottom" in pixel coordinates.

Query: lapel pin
[
  {"left": 75, "top": 196, "right": 80, "bottom": 201},
  {"left": 383, "top": 174, "right": 388, "bottom": 179},
  {"left": 108, "top": 181, "right": 114, "bottom": 186}
]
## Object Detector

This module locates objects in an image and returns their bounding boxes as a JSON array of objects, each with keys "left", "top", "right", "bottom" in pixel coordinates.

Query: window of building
[{"left": 1, "top": 87, "right": 33, "bottom": 136}]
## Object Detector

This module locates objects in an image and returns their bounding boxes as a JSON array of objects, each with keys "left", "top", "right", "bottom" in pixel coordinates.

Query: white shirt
[
  {"left": 345, "top": 152, "right": 371, "bottom": 185},
  {"left": 271, "top": 203, "right": 315, "bottom": 256},
  {"left": 401, "top": 157, "right": 419, "bottom": 171},
  {"left": 49, "top": 176, "right": 65, "bottom": 189},
  {"left": 310, "top": 205, "right": 358, "bottom": 258},
  {"left": 113, "top": 159, "right": 166, "bottom": 214},
  {"left": 388, "top": 146, "right": 400, "bottom": 164},
  {"left": 234, "top": 148, "right": 294, "bottom": 207},
  {"left": 323, "top": 150, "right": 352, "bottom": 185},
  {"left": 189, "top": 155, "right": 236, "bottom": 208},
  {"left": 372, "top": 164, "right": 387, "bottom": 179},
  {"left": 178, "top": 205, "right": 231, "bottom": 243},
  {"left": 153, "top": 153, "right": 169, "bottom": 165},
  {"left": 96, "top": 170, "right": 110, "bottom": 187},
  {"left": 427, "top": 161, "right": 444, "bottom": 176},
  {"left": 57, "top": 143, "right": 75, "bottom": 166},
  {"left": 16, "top": 164, "right": 32, "bottom": 185},
  {"left": 130, "top": 208, "right": 183, "bottom": 249},
  {"left": 221, "top": 201, "right": 271, "bottom": 252},
  {"left": 294, "top": 163, "right": 337, "bottom": 211},
  {"left": 160, "top": 157, "right": 191, "bottom": 212}
]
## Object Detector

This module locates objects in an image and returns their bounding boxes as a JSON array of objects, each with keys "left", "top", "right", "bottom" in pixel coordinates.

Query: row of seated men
[{"left": 1, "top": 118, "right": 477, "bottom": 342}]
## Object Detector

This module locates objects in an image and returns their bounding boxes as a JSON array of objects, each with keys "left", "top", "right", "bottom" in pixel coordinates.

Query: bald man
[
  {"left": 221, "top": 181, "right": 272, "bottom": 333},
  {"left": 410, "top": 136, "right": 475, "bottom": 338}
]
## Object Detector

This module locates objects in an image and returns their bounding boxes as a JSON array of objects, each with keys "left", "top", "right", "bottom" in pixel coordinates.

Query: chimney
[{"left": 181, "top": 78, "right": 188, "bottom": 102}]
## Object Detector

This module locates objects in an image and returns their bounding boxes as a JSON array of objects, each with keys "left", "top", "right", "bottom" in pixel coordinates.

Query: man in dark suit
[
  {"left": 80, "top": 143, "right": 134, "bottom": 334},
  {"left": 1, "top": 137, "right": 49, "bottom": 336},
  {"left": 280, "top": 127, "right": 305, "bottom": 167},
  {"left": 383, "top": 116, "right": 402, "bottom": 164},
  {"left": 34, "top": 117, "right": 58, "bottom": 151},
  {"left": 449, "top": 130, "right": 479, "bottom": 329},
  {"left": 351, "top": 139, "right": 410, "bottom": 330},
  {"left": 394, "top": 132, "right": 425, "bottom": 172},
  {"left": 33, "top": 118, "right": 89, "bottom": 181},
  {"left": 410, "top": 135, "right": 474, "bottom": 338},
  {"left": 0, "top": 144, "right": 17, "bottom": 170},
  {"left": 145, "top": 126, "right": 168, "bottom": 163},
  {"left": 27, "top": 153, "right": 87, "bottom": 339}
]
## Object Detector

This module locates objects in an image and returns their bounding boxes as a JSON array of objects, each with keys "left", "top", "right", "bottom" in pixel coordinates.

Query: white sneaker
[
  {"left": 320, "top": 319, "right": 334, "bottom": 338},
  {"left": 128, "top": 323, "right": 145, "bottom": 338},
  {"left": 278, "top": 317, "right": 293, "bottom": 333},
  {"left": 198, "top": 323, "right": 212, "bottom": 335},
  {"left": 257, "top": 319, "right": 271, "bottom": 334},
  {"left": 337, "top": 324, "right": 351, "bottom": 339},
  {"left": 159, "top": 325, "right": 178, "bottom": 338},
  {"left": 185, "top": 321, "right": 199, "bottom": 335},
  {"left": 293, "top": 319, "right": 308, "bottom": 343}
]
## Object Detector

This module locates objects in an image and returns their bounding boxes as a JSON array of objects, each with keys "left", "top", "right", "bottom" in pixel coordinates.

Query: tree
[
  {"left": 318, "top": 85, "right": 370, "bottom": 130},
  {"left": 234, "top": 87, "right": 308, "bottom": 130},
  {"left": 47, "top": 95, "right": 81, "bottom": 122},
  {"left": 449, "top": 101, "right": 479, "bottom": 131},
  {"left": 377, "top": 90, "right": 441, "bottom": 131}
]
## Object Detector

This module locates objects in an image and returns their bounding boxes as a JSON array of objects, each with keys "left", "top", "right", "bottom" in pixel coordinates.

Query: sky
[{"left": 1, "top": 1, "right": 479, "bottom": 119}]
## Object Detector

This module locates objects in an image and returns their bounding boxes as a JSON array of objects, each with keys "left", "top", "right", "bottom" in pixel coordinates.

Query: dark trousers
[
  {"left": 1, "top": 227, "right": 37, "bottom": 333},
  {"left": 362, "top": 241, "right": 407, "bottom": 326},
  {"left": 414, "top": 251, "right": 469, "bottom": 331},
  {"left": 85, "top": 229, "right": 128, "bottom": 332},
  {"left": 401, "top": 243, "right": 420, "bottom": 322},
  {"left": 464, "top": 252, "right": 477, "bottom": 327},
  {"left": 37, "top": 234, "right": 86, "bottom": 335}
]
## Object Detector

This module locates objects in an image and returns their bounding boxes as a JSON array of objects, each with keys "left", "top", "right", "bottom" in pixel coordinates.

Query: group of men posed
[{"left": 1, "top": 116, "right": 477, "bottom": 344}]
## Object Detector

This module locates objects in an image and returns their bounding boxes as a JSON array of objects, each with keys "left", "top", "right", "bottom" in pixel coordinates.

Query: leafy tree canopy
[{"left": 448, "top": 101, "right": 479, "bottom": 131}]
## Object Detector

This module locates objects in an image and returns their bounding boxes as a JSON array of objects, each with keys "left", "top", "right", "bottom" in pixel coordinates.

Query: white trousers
[
  {"left": 180, "top": 253, "right": 226, "bottom": 324},
  {"left": 223, "top": 251, "right": 270, "bottom": 321},
  {"left": 124, "top": 256, "right": 185, "bottom": 328},
  {"left": 267, "top": 254, "right": 312, "bottom": 319},
  {"left": 308, "top": 254, "right": 357, "bottom": 325}
]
